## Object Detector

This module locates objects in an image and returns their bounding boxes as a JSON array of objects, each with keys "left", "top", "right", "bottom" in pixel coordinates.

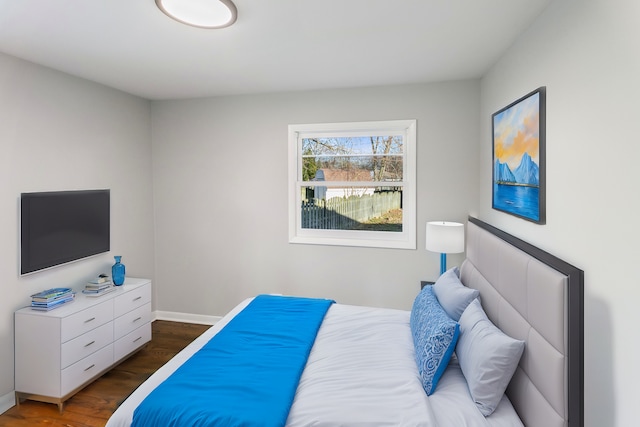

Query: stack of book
[
  {"left": 82, "top": 275, "right": 115, "bottom": 297},
  {"left": 31, "top": 288, "right": 75, "bottom": 311}
]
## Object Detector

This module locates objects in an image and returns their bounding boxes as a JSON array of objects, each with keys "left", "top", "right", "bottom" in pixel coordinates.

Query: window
[{"left": 288, "top": 120, "right": 416, "bottom": 249}]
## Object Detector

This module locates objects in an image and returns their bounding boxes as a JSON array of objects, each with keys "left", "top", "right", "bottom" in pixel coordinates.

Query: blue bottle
[{"left": 112, "top": 255, "right": 126, "bottom": 286}]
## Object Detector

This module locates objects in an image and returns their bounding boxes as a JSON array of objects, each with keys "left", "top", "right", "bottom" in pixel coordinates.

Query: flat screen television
[{"left": 20, "top": 189, "right": 110, "bottom": 275}]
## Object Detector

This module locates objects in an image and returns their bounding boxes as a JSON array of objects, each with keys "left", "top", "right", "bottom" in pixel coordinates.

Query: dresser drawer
[
  {"left": 114, "top": 284, "right": 151, "bottom": 318},
  {"left": 61, "top": 300, "right": 114, "bottom": 342},
  {"left": 114, "top": 303, "right": 151, "bottom": 340},
  {"left": 61, "top": 343, "right": 113, "bottom": 396},
  {"left": 114, "top": 322, "right": 151, "bottom": 361},
  {"left": 61, "top": 321, "right": 114, "bottom": 369}
]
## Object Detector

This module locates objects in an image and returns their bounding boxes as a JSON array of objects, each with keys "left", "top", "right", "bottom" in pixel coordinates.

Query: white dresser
[{"left": 15, "top": 277, "right": 152, "bottom": 412}]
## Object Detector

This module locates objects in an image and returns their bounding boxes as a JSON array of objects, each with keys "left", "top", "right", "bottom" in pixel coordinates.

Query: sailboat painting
[{"left": 492, "top": 87, "right": 546, "bottom": 224}]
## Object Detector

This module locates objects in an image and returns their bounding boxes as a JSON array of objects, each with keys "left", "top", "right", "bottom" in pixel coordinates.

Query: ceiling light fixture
[{"left": 155, "top": 0, "right": 237, "bottom": 29}]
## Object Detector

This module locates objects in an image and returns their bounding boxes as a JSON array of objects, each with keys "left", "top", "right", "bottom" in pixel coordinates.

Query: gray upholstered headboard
[{"left": 461, "top": 217, "right": 583, "bottom": 427}]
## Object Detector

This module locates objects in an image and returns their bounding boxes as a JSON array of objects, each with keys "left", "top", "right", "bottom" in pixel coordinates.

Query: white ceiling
[{"left": 0, "top": 0, "right": 553, "bottom": 100}]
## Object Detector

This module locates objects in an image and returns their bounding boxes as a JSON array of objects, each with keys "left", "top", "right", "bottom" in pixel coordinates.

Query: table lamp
[{"left": 426, "top": 221, "right": 465, "bottom": 275}]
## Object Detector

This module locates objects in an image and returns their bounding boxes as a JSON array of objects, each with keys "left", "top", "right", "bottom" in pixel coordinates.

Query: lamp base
[{"left": 440, "top": 253, "right": 447, "bottom": 275}]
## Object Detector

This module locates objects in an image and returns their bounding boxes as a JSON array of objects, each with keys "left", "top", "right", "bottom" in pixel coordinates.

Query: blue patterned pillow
[{"left": 410, "top": 286, "right": 460, "bottom": 395}]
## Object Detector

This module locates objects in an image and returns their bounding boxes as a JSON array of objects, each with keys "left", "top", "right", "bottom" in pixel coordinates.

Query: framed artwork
[{"left": 492, "top": 87, "right": 546, "bottom": 224}]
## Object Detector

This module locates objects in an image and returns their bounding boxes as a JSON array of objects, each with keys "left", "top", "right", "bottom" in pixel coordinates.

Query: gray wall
[
  {"left": 478, "top": 0, "right": 639, "bottom": 425},
  {"left": 3, "top": 0, "right": 636, "bottom": 424},
  {"left": 150, "top": 81, "right": 480, "bottom": 317},
  {"left": 0, "top": 53, "right": 155, "bottom": 406}
]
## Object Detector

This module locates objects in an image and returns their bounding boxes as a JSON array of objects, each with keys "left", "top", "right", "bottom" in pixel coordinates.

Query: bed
[{"left": 106, "top": 217, "right": 583, "bottom": 427}]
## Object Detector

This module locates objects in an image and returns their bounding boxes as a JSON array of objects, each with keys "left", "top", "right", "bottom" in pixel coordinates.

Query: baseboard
[
  {"left": 153, "top": 310, "right": 221, "bottom": 325},
  {"left": 0, "top": 391, "right": 15, "bottom": 415}
]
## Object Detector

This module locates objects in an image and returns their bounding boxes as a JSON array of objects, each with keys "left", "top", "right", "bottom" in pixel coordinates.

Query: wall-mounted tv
[{"left": 20, "top": 189, "right": 110, "bottom": 275}]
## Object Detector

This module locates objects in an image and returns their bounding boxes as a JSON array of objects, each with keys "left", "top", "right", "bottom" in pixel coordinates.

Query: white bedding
[{"left": 106, "top": 298, "right": 523, "bottom": 427}]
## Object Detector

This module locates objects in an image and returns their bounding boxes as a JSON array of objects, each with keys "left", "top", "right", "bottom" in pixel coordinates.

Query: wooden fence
[{"left": 301, "top": 191, "right": 401, "bottom": 230}]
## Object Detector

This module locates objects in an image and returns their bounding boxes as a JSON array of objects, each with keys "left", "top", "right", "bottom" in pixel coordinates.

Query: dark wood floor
[{"left": 0, "top": 320, "right": 210, "bottom": 427}]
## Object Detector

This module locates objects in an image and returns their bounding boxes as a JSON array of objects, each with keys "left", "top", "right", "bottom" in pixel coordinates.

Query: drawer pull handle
[
  {"left": 133, "top": 316, "right": 142, "bottom": 322},
  {"left": 84, "top": 364, "right": 95, "bottom": 372},
  {"left": 133, "top": 336, "right": 142, "bottom": 343},
  {"left": 84, "top": 340, "right": 95, "bottom": 348},
  {"left": 84, "top": 317, "right": 96, "bottom": 323},
  {"left": 133, "top": 296, "right": 142, "bottom": 301}
]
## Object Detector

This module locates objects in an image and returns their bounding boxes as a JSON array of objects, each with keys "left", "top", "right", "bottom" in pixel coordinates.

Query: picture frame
[{"left": 492, "top": 87, "right": 546, "bottom": 224}]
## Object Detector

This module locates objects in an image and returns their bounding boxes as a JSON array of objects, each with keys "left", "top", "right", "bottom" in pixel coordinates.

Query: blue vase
[{"left": 112, "top": 256, "right": 126, "bottom": 286}]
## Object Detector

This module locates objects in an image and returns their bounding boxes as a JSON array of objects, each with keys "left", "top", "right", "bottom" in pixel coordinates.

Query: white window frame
[{"left": 288, "top": 120, "right": 416, "bottom": 249}]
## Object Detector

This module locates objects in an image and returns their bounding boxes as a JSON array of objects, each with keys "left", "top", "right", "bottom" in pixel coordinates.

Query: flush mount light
[{"left": 156, "top": 0, "right": 237, "bottom": 29}]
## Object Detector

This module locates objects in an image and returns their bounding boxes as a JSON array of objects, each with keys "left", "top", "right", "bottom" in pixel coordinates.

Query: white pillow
[
  {"left": 456, "top": 298, "right": 525, "bottom": 416},
  {"left": 433, "top": 267, "right": 479, "bottom": 321}
]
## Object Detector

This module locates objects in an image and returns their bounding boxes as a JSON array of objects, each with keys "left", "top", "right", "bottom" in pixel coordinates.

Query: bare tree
[
  {"left": 370, "top": 136, "right": 402, "bottom": 182},
  {"left": 302, "top": 136, "right": 402, "bottom": 183}
]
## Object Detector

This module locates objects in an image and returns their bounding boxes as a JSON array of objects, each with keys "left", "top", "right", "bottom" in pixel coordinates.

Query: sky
[
  {"left": 302, "top": 136, "right": 403, "bottom": 156},
  {"left": 493, "top": 92, "right": 540, "bottom": 170}
]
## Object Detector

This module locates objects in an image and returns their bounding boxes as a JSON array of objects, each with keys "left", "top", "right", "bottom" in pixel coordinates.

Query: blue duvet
[{"left": 131, "top": 294, "right": 334, "bottom": 427}]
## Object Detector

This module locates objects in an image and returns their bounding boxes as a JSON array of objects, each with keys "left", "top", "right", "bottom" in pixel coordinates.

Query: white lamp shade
[{"left": 425, "top": 221, "right": 465, "bottom": 254}]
